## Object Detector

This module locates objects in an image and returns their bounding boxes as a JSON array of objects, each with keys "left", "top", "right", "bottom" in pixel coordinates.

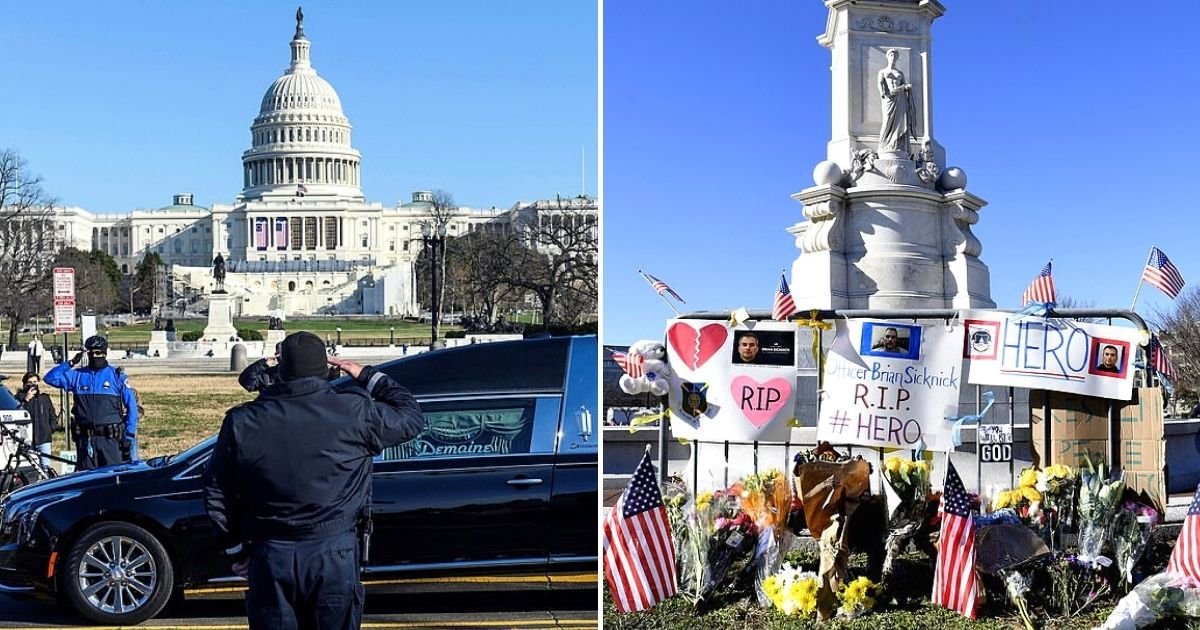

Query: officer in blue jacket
[
  {"left": 203, "top": 331, "right": 424, "bottom": 629},
  {"left": 44, "top": 336, "right": 139, "bottom": 470}
]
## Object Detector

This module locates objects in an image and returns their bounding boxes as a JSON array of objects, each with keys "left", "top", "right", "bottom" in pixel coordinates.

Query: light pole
[
  {"left": 129, "top": 285, "right": 143, "bottom": 322},
  {"left": 389, "top": 325, "right": 395, "bottom": 346},
  {"left": 420, "top": 223, "right": 448, "bottom": 345}
]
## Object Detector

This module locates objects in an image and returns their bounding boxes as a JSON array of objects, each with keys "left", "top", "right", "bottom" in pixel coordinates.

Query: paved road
[{"left": 0, "top": 588, "right": 598, "bottom": 629}]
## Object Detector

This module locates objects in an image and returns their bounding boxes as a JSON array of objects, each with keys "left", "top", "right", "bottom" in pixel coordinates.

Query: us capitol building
[{"left": 47, "top": 10, "right": 595, "bottom": 317}]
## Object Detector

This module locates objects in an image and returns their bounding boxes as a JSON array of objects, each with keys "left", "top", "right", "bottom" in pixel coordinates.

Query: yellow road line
[
  {"left": 185, "top": 573, "right": 596, "bottom": 595},
  {"left": 2, "top": 622, "right": 595, "bottom": 630}
]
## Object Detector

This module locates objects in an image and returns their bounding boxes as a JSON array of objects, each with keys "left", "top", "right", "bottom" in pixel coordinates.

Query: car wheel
[{"left": 62, "top": 522, "right": 174, "bottom": 625}]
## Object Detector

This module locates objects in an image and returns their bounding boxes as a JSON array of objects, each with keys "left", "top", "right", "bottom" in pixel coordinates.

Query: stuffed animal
[{"left": 617, "top": 340, "right": 673, "bottom": 397}]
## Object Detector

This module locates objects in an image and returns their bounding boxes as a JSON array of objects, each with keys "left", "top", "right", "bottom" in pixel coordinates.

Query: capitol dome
[{"left": 240, "top": 8, "right": 363, "bottom": 201}]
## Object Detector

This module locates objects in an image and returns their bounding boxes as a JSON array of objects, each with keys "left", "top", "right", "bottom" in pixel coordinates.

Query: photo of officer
[
  {"left": 871, "top": 327, "right": 908, "bottom": 354},
  {"left": 733, "top": 332, "right": 761, "bottom": 364},
  {"left": 43, "top": 335, "right": 139, "bottom": 469},
  {"left": 203, "top": 331, "right": 426, "bottom": 629},
  {"left": 1095, "top": 344, "right": 1122, "bottom": 374}
]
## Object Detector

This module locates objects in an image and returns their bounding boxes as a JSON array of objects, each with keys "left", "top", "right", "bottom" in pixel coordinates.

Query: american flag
[
  {"left": 772, "top": 273, "right": 798, "bottom": 321},
  {"left": 603, "top": 451, "right": 677, "bottom": 612},
  {"left": 1151, "top": 334, "right": 1178, "bottom": 381},
  {"left": 1167, "top": 482, "right": 1200, "bottom": 581},
  {"left": 932, "top": 461, "right": 978, "bottom": 619},
  {"left": 640, "top": 271, "right": 685, "bottom": 303},
  {"left": 1021, "top": 260, "right": 1056, "bottom": 306},
  {"left": 296, "top": 183, "right": 309, "bottom": 197},
  {"left": 1143, "top": 247, "right": 1185, "bottom": 299},
  {"left": 611, "top": 350, "right": 645, "bottom": 379}
]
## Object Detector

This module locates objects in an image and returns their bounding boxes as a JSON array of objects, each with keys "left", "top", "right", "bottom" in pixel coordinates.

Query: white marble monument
[{"left": 789, "top": 0, "right": 994, "bottom": 310}]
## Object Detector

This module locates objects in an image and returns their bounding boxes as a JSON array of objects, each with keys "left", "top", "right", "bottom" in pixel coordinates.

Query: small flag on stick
[
  {"left": 1021, "top": 260, "right": 1056, "bottom": 306},
  {"left": 772, "top": 273, "right": 798, "bottom": 321},
  {"left": 1150, "top": 334, "right": 1178, "bottom": 381},
  {"left": 1167, "top": 482, "right": 1200, "bottom": 582},
  {"left": 611, "top": 350, "right": 645, "bottom": 378},
  {"left": 1142, "top": 247, "right": 1185, "bottom": 299},
  {"left": 932, "top": 461, "right": 978, "bottom": 619},
  {"left": 639, "top": 271, "right": 685, "bottom": 303},
  {"left": 603, "top": 451, "right": 677, "bottom": 612}
]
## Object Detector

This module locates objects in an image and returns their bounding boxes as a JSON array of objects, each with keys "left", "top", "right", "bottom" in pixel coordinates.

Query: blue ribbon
[
  {"left": 1012, "top": 301, "right": 1054, "bottom": 320},
  {"left": 948, "top": 391, "right": 996, "bottom": 447}
]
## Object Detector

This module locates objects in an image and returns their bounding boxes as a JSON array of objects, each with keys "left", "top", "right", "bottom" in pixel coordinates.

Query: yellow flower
[
  {"left": 993, "top": 490, "right": 1013, "bottom": 510},
  {"left": 1018, "top": 468, "right": 1039, "bottom": 488},
  {"left": 696, "top": 491, "right": 713, "bottom": 511},
  {"left": 1021, "top": 486, "right": 1042, "bottom": 503},
  {"left": 884, "top": 456, "right": 902, "bottom": 473},
  {"left": 899, "top": 459, "right": 915, "bottom": 477}
]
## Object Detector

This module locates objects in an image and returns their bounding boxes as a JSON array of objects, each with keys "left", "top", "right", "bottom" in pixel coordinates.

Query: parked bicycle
[{"left": 0, "top": 419, "right": 71, "bottom": 496}]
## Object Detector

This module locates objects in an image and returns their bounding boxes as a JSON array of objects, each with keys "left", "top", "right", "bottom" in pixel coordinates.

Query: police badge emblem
[{"left": 679, "top": 382, "right": 709, "bottom": 419}]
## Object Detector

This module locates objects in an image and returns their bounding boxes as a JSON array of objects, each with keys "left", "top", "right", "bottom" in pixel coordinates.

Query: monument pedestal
[
  {"left": 147, "top": 330, "right": 170, "bottom": 358},
  {"left": 202, "top": 294, "right": 240, "bottom": 342},
  {"left": 265, "top": 328, "right": 286, "bottom": 347},
  {"left": 789, "top": 182, "right": 994, "bottom": 310}
]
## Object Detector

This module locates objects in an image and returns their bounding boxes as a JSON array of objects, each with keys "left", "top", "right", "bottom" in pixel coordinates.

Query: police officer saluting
[
  {"left": 203, "top": 331, "right": 424, "bottom": 630},
  {"left": 44, "top": 336, "right": 138, "bottom": 470}
]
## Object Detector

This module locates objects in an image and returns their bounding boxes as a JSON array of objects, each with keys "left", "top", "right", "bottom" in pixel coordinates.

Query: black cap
[
  {"left": 83, "top": 336, "right": 108, "bottom": 353},
  {"left": 279, "top": 331, "right": 328, "bottom": 381}
]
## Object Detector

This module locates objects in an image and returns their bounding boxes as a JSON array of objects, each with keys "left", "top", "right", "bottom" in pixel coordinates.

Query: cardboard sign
[
  {"left": 964, "top": 310, "right": 1140, "bottom": 401},
  {"left": 1030, "top": 387, "right": 1165, "bottom": 509},
  {"left": 665, "top": 319, "right": 798, "bottom": 442},
  {"left": 816, "top": 320, "right": 964, "bottom": 450}
]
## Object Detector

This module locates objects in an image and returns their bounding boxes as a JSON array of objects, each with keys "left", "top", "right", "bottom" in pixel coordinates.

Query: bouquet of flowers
[
  {"left": 733, "top": 469, "right": 795, "bottom": 607},
  {"left": 762, "top": 563, "right": 820, "bottom": 617},
  {"left": 1097, "top": 572, "right": 1200, "bottom": 629},
  {"left": 1076, "top": 456, "right": 1125, "bottom": 570},
  {"left": 702, "top": 496, "right": 757, "bottom": 599},
  {"left": 1001, "top": 568, "right": 1036, "bottom": 630},
  {"left": 880, "top": 456, "right": 932, "bottom": 579},
  {"left": 1035, "top": 464, "right": 1077, "bottom": 549},
  {"left": 838, "top": 576, "right": 879, "bottom": 619},
  {"left": 992, "top": 482, "right": 1045, "bottom": 529},
  {"left": 1112, "top": 501, "right": 1158, "bottom": 588},
  {"left": 661, "top": 478, "right": 709, "bottom": 604}
]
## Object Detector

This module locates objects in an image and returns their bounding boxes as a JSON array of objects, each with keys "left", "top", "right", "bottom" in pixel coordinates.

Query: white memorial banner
[
  {"left": 963, "top": 310, "right": 1139, "bottom": 400},
  {"left": 665, "top": 318, "right": 797, "bottom": 442},
  {"left": 817, "top": 320, "right": 964, "bottom": 451}
]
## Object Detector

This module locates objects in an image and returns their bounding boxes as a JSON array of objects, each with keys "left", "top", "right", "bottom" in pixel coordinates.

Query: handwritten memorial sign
[
  {"left": 817, "top": 320, "right": 964, "bottom": 450},
  {"left": 963, "top": 310, "right": 1140, "bottom": 400},
  {"left": 665, "top": 318, "right": 798, "bottom": 442}
]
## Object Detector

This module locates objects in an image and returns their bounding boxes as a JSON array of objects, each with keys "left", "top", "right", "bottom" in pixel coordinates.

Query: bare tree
[
  {"left": 444, "top": 232, "right": 521, "bottom": 324},
  {"left": 502, "top": 202, "right": 598, "bottom": 325},
  {"left": 1152, "top": 286, "right": 1200, "bottom": 396},
  {"left": 0, "top": 150, "right": 59, "bottom": 348},
  {"left": 412, "top": 190, "right": 459, "bottom": 340}
]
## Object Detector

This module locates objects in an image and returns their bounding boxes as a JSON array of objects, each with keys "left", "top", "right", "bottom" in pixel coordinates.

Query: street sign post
[{"left": 53, "top": 268, "right": 76, "bottom": 333}]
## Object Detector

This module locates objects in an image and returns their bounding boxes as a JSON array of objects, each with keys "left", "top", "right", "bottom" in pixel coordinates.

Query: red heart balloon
[{"left": 667, "top": 322, "right": 729, "bottom": 370}]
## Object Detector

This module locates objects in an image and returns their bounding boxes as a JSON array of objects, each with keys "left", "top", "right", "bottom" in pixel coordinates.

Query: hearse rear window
[{"left": 379, "top": 397, "right": 558, "bottom": 461}]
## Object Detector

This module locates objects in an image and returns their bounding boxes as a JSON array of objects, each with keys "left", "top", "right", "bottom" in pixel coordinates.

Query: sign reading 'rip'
[{"left": 730, "top": 375, "right": 792, "bottom": 429}]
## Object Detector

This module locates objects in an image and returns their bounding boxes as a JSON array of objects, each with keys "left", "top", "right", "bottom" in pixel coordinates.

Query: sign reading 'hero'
[{"left": 963, "top": 310, "right": 1139, "bottom": 401}]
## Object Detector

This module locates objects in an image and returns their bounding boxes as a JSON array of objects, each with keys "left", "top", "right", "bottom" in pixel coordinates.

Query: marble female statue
[{"left": 876, "top": 49, "right": 917, "bottom": 155}]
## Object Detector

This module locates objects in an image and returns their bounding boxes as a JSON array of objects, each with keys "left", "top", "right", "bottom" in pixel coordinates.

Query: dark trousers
[
  {"left": 245, "top": 531, "right": 363, "bottom": 630},
  {"left": 74, "top": 435, "right": 123, "bottom": 471}
]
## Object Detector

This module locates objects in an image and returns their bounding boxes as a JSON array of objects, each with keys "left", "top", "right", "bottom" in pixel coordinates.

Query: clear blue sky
[
  {"left": 0, "top": 1, "right": 597, "bottom": 212},
  {"left": 603, "top": 1, "right": 1194, "bottom": 345}
]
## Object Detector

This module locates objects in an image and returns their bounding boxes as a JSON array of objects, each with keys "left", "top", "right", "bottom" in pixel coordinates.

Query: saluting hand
[{"left": 327, "top": 355, "right": 364, "bottom": 380}]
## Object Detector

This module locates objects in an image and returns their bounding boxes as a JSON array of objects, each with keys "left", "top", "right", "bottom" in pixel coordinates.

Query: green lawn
[{"left": 4, "top": 317, "right": 457, "bottom": 347}]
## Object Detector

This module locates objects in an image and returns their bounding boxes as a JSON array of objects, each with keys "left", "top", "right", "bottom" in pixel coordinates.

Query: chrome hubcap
[{"left": 78, "top": 535, "right": 156, "bottom": 614}]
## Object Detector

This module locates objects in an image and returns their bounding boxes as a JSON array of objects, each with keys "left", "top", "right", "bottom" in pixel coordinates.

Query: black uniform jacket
[{"left": 202, "top": 367, "right": 424, "bottom": 548}]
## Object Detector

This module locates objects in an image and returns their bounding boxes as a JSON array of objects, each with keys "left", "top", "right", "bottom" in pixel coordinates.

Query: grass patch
[
  {"left": 40, "top": 374, "right": 253, "bottom": 458},
  {"left": 603, "top": 540, "right": 1200, "bottom": 629}
]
